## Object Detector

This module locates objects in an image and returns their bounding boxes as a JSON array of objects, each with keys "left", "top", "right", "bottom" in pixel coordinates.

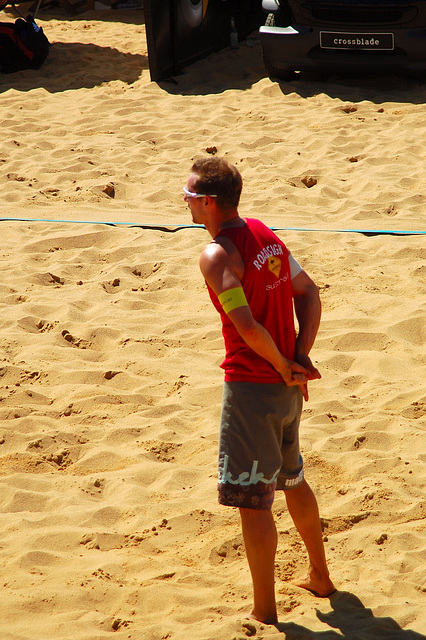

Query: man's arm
[
  {"left": 199, "top": 240, "right": 313, "bottom": 392},
  {"left": 291, "top": 269, "right": 322, "bottom": 386}
]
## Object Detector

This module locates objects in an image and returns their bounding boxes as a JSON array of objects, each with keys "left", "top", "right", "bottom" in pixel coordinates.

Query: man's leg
[
  {"left": 284, "top": 479, "right": 335, "bottom": 596},
  {"left": 239, "top": 507, "right": 278, "bottom": 624}
]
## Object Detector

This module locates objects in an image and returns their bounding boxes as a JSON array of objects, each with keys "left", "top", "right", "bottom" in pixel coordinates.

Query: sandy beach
[{"left": 0, "top": 4, "right": 425, "bottom": 639}]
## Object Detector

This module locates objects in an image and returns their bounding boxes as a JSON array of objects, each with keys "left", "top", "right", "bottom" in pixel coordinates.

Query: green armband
[{"left": 218, "top": 287, "right": 248, "bottom": 314}]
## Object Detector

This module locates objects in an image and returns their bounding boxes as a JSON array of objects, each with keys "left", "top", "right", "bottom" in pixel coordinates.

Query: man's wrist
[
  {"left": 275, "top": 356, "right": 290, "bottom": 375},
  {"left": 295, "top": 342, "right": 311, "bottom": 358}
]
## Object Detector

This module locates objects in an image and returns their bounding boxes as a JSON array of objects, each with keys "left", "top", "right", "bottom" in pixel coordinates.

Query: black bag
[{"left": 0, "top": 15, "right": 50, "bottom": 73}]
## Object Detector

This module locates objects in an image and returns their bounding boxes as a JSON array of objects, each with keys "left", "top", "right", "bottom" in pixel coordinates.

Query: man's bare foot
[
  {"left": 292, "top": 573, "right": 336, "bottom": 598},
  {"left": 248, "top": 610, "right": 278, "bottom": 625}
]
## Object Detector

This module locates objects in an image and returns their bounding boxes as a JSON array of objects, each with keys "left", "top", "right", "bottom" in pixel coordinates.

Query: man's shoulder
[
  {"left": 201, "top": 240, "right": 225, "bottom": 258},
  {"left": 200, "top": 240, "right": 232, "bottom": 272},
  {"left": 200, "top": 237, "right": 244, "bottom": 282}
]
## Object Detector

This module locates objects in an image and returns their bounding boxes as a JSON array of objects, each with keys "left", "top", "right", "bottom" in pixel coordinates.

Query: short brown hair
[{"left": 191, "top": 157, "right": 242, "bottom": 212}]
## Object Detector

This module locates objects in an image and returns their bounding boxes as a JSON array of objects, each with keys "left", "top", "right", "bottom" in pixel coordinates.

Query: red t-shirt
[{"left": 207, "top": 218, "right": 296, "bottom": 383}]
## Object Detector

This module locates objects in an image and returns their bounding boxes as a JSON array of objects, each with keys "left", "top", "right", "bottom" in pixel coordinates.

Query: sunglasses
[{"left": 183, "top": 186, "right": 218, "bottom": 199}]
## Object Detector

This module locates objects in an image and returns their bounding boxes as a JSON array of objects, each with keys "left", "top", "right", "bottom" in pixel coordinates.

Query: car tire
[{"left": 180, "top": 0, "right": 204, "bottom": 28}]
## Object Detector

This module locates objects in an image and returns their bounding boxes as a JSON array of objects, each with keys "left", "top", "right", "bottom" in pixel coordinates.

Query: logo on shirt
[
  {"left": 268, "top": 256, "right": 281, "bottom": 278},
  {"left": 253, "top": 243, "right": 284, "bottom": 271}
]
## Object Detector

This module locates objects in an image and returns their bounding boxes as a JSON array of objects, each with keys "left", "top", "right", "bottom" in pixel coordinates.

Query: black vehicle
[{"left": 259, "top": 0, "right": 426, "bottom": 80}]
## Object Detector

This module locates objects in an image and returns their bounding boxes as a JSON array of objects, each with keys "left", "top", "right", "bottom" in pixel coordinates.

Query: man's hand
[
  {"left": 294, "top": 353, "right": 321, "bottom": 401},
  {"left": 277, "top": 358, "right": 314, "bottom": 400}
]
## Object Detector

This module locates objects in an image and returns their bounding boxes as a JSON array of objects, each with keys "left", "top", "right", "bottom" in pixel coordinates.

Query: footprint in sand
[{"left": 61, "top": 329, "right": 91, "bottom": 349}]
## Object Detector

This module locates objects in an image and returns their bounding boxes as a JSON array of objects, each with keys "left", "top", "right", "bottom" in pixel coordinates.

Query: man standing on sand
[{"left": 184, "top": 156, "right": 335, "bottom": 625}]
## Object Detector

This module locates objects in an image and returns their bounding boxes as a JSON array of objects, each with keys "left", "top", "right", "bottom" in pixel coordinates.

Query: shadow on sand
[
  {"left": 1, "top": 6, "right": 424, "bottom": 102},
  {"left": 275, "top": 591, "right": 425, "bottom": 639},
  {"left": 0, "top": 5, "right": 147, "bottom": 92},
  {"left": 0, "top": 40, "right": 147, "bottom": 92},
  {"left": 163, "top": 47, "right": 426, "bottom": 104},
  {"left": 157, "top": 33, "right": 425, "bottom": 106}
]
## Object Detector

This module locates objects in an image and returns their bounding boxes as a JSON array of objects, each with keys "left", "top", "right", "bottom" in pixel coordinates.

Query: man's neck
[
  {"left": 218, "top": 215, "right": 245, "bottom": 232},
  {"left": 205, "top": 207, "right": 244, "bottom": 238}
]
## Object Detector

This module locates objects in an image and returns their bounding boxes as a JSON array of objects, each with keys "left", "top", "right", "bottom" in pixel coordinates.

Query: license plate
[{"left": 320, "top": 31, "right": 394, "bottom": 51}]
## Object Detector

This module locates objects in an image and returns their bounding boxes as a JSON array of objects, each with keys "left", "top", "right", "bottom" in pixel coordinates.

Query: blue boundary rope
[{"left": 1, "top": 217, "right": 425, "bottom": 236}]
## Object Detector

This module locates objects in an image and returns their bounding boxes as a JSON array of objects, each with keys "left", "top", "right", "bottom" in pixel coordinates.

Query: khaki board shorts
[{"left": 218, "top": 381, "right": 304, "bottom": 510}]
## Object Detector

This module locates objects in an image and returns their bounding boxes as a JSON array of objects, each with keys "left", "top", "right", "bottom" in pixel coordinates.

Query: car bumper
[{"left": 259, "top": 24, "right": 426, "bottom": 74}]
